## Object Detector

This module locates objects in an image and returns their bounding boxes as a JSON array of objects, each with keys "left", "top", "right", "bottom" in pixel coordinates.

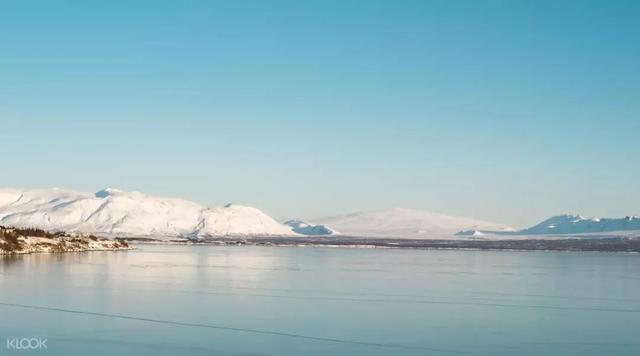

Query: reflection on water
[{"left": 1, "top": 246, "right": 639, "bottom": 355}]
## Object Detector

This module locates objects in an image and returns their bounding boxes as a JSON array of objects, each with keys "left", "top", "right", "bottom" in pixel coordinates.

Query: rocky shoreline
[{"left": 0, "top": 226, "right": 131, "bottom": 255}]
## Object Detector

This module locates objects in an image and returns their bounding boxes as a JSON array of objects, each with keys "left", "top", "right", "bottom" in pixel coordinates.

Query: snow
[
  {"left": 283, "top": 220, "right": 336, "bottom": 236},
  {"left": 0, "top": 188, "right": 296, "bottom": 239},
  {"left": 311, "top": 208, "right": 513, "bottom": 238},
  {"left": 517, "top": 214, "right": 640, "bottom": 235}
]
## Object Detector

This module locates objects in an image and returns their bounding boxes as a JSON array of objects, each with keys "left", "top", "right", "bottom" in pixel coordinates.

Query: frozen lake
[{"left": 1, "top": 245, "right": 639, "bottom": 355}]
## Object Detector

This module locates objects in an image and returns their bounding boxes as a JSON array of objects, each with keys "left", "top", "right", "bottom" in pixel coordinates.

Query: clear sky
[{"left": 1, "top": 0, "right": 638, "bottom": 227}]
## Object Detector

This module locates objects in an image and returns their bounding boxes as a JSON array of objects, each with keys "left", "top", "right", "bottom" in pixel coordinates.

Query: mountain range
[{"left": 0, "top": 188, "right": 638, "bottom": 239}]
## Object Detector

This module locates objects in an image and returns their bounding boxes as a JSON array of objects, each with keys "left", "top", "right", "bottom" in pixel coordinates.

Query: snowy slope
[
  {"left": 518, "top": 214, "right": 640, "bottom": 235},
  {"left": 283, "top": 220, "right": 336, "bottom": 236},
  {"left": 312, "top": 208, "right": 513, "bottom": 238},
  {"left": 0, "top": 188, "right": 296, "bottom": 239}
]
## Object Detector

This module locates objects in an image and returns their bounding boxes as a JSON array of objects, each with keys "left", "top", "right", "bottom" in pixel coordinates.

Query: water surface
[{"left": 1, "top": 245, "right": 638, "bottom": 355}]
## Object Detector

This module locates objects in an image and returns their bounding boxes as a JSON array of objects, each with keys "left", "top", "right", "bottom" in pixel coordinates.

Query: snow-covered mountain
[
  {"left": 518, "top": 214, "right": 640, "bottom": 235},
  {"left": 311, "top": 208, "right": 513, "bottom": 238},
  {"left": 283, "top": 220, "right": 336, "bottom": 236},
  {"left": 0, "top": 188, "right": 296, "bottom": 239}
]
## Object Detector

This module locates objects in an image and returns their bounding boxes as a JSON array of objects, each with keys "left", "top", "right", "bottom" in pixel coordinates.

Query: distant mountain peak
[
  {"left": 95, "top": 187, "right": 125, "bottom": 198},
  {"left": 455, "top": 229, "right": 485, "bottom": 237}
]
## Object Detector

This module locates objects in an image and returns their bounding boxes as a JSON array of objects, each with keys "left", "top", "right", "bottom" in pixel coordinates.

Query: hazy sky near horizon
[{"left": 1, "top": 0, "right": 638, "bottom": 227}]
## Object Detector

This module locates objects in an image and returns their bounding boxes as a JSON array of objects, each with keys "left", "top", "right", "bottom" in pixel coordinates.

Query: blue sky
[{"left": 1, "top": 0, "right": 638, "bottom": 227}]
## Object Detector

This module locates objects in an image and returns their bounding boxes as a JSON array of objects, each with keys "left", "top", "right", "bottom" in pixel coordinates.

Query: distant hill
[
  {"left": 517, "top": 214, "right": 640, "bottom": 235},
  {"left": 283, "top": 220, "right": 336, "bottom": 236},
  {"left": 311, "top": 208, "right": 513, "bottom": 238}
]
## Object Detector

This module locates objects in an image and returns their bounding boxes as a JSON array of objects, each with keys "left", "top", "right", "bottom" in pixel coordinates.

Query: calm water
[{"left": 1, "top": 245, "right": 639, "bottom": 355}]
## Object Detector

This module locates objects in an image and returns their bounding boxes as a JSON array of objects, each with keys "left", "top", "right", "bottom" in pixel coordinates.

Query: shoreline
[
  {"left": 0, "top": 235, "right": 132, "bottom": 255},
  {"left": 0, "top": 247, "right": 134, "bottom": 256},
  {"left": 124, "top": 235, "right": 640, "bottom": 253}
]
